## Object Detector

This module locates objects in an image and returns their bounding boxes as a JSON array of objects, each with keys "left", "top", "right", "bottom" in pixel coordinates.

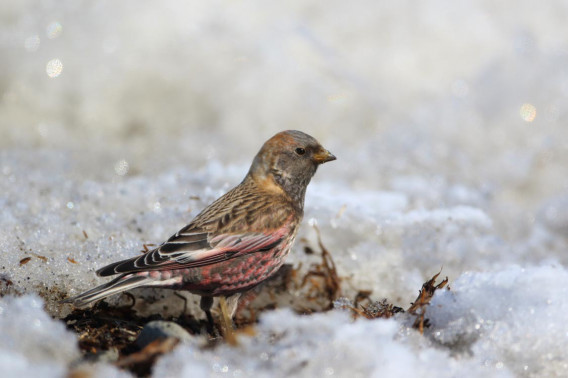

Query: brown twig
[
  {"left": 300, "top": 225, "right": 341, "bottom": 307},
  {"left": 407, "top": 271, "right": 448, "bottom": 334}
]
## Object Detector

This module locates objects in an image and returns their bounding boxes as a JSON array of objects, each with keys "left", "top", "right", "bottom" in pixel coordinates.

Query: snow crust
[{"left": 0, "top": 295, "right": 79, "bottom": 377}]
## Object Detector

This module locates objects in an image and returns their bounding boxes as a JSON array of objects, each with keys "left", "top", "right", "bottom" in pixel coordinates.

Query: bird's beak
[{"left": 312, "top": 148, "right": 337, "bottom": 164}]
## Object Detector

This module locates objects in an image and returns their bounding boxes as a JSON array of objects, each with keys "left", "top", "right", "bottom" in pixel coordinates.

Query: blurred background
[
  {"left": 2, "top": 0, "right": 568, "bottom": 301},
  {"left": 2, "top": 1, "right": 567, "bottom": 189},
  {"left": 0, "top": 0, "right": 568, "bottom": 179}
]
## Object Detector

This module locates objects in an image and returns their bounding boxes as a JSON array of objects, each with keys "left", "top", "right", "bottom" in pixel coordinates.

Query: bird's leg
[
  {"left": 200, "top": 295, "right": 215, "bottom": 336},
  {"left": 225, "top": 293, "right": 242, "bottom": 320},
  {"left": 219, "top": 296, "right": 237, "bottom": 345},
  {"left": 174, "top": 292, "right": 188, "bottom": 317}
]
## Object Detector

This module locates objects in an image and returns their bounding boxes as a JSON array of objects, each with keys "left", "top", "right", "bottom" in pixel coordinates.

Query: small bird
[{"left": 62, "top": 130, "right": 335, "bottom": 331}]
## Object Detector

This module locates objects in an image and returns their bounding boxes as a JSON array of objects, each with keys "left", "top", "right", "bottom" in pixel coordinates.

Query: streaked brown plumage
[{"left": 62, "top": 130, "right": 335, "bottom": 327}]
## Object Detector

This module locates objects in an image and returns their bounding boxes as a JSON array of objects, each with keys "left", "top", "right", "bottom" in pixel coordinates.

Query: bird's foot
[{"left": 219, "top": 296, "right": 237, "bottom": 345}]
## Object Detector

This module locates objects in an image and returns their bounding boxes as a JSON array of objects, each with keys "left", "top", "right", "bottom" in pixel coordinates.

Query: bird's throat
[{"left": 272, "top": 171, "right": 310, "bottom": 210}]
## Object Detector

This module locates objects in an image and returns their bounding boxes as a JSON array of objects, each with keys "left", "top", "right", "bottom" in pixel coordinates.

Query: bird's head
[{"left": 248, "top": 130, "right": 336, "bottom": 207}]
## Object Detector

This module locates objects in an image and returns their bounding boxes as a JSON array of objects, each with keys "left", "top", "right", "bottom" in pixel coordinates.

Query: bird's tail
[{"left": 60, "top": 274, "right": 155, "bottom": 307}]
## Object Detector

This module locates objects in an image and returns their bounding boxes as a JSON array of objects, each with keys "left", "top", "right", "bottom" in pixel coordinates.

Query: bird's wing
[
  {"left": 96, "top": 223, "right": 292, "bottom": 276},
  {"left": 96, "top": 185, "right": 297, "bottom": 277}
]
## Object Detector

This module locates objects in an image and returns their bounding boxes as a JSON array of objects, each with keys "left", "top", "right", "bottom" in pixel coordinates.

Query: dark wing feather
[{"left": 96, "top": 226, "right": 290, "bottom": 276}]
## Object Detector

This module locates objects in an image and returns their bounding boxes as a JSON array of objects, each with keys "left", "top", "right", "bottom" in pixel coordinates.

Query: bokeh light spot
[
  {"left": 46, "top": 59, "right": 63, "bottom": 78},
  {"left": 24, "top": 35, "right": 40, "bottom": 52},
  {"left": 37, "top": 123, "right": 48, "bottom": 138},
  {"left": 46, "top": 22, "right": 62, "bottom": 39},
  {"left": 520, "top": 103, "right": 536, "bottom": 122},
  {"left": 327, "top": 93, "right": 348, "bottom": 103},
  {"left": 114, "top": 159, "right": 129, "bottom": 176},
  {"left": 153, "top": 202, "right": 162, "bottom": 212}
]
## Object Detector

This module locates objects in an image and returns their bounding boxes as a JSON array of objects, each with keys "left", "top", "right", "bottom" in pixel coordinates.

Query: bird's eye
[{"left": 295, "top": 147, "right": 306, "bottom": 155}]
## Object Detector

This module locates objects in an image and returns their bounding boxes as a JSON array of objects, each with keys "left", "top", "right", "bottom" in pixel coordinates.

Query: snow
[
  {"left": 429, "top": 265, "right": 568, "bottom": 376},
  {"left": 154, "top": 309, "right": 511, "bottom": 378},
  {"left": 0, "top": 295, "right": 79, "bottom": 377},
  {"left": 2, "top": 0, "right": 568, "bottom": 376}
]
